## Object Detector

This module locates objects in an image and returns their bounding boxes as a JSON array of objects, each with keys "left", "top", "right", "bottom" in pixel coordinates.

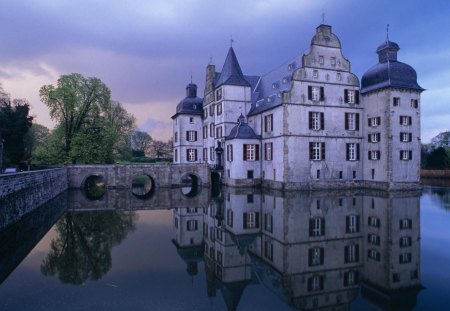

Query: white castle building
[{"left": 172, "top": 24, "right": 423, "bottom": 190}]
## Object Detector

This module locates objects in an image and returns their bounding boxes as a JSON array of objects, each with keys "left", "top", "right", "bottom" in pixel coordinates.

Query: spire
[{"left": 215, "top": 47, "right": 251, "bottom": 88}]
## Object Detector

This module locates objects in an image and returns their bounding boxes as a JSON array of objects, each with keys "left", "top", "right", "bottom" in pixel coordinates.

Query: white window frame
[
  {"left": 347, "top": 90, "right": 355, "bottom": 104},
  {"left": 312, "top": 142, "right": 321, "bottom": 161},
  {"left": 312, "top": 217, "right": 322, "bottom": 236},
  {"left": 371, "top": 117, "right": 379, "bottom": 127},
  {"left": 187, "top": 148, "right": 196, "bottom": 162},
  {"left": 187, "top": 131, "right": 196, "bottom": 142},
  {"left": 312, "top": 112, "right": 321, "bottom": 130},
  {"left": 371, "top": 133, "right": 379, "bottom": 143},
  {"left": 311, "top": 247, "right": 322, "bottom": 266},
  {"left": 401, "top": 116, "right": 410, "bottom": 126},
  {"left": 313, "top": 70, "right": 319, "bottom": 79},
  {"left": 347, "top": 113, "right": 356, "bottom": 130},
  {"left": 319, "top": 56, "right": 324, "bottom": 65},
  {"left": 311, "top": 86, "right": 320, "bottom": 101},
  {"left": 246, "top": 144, "right": 256, "bottom": 161},
  {"left": 348, "top": 215, "right": 358, "bottom": 233},
  {"left": 337, "top": 72, "right": 341, "bottom": 81},
  {"left": 187, "top": 220, "right": 197, "bottom": 231},
  {"left": 348, "top": 143, "right": 357, "bottom": 161},
  {"left": 371, "top": 150, "right": 379, "bottom": 160},
  {"left": 347, "top": 244, "right": 357, "bottom": 262},
  {"left": 245, "top": 212, "right": 256, "bottom": 229},
  {"left": 401, "top": 132, "right": 410, "bottom": 142},
  {"left": 401, "top": 150, "right": 409, "bottom": 160},
  {"left": 265, "top": 143, "right": 273, "bottom": 161}
]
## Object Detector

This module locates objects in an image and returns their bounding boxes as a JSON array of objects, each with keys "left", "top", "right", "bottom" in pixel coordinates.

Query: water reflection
[
  {"left": 173, "top": 188, "right": 422, "bottom": 310},
  {"left": 41, "top": 210, "right": 137, "bottom": 285},
  {"left": 131, "top": 174, "right": 154, "bottom": 198}
]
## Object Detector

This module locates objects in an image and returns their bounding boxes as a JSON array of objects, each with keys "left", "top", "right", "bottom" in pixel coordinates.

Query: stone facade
[{"left": 172, "top": 24, "right": 423, "bottom": 190}]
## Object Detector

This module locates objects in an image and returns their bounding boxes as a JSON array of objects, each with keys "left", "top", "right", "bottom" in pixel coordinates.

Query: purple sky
[{"left": 0, "top": 0, "right": 449, "bottom": 142}]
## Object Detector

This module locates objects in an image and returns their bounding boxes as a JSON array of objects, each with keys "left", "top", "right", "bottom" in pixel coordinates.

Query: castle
[{"left": 172, "top": 24, "right": 423, "bottom": 190}]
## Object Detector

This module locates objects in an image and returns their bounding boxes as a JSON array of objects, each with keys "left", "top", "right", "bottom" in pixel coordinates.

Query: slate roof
[
  {"left": 361, "top": 40, "right": 424, "bottom": 94},
  {"left": 215, "top": 47, "right": 251, "bottom": 88},
  {"left": 172, "top": 83, "right": 203, "bottom": 118},
  {"left": 226, "top": 114, "right": 261, "bottom": 140}
]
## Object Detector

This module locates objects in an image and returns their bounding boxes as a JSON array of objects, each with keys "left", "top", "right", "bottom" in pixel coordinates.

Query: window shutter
[
  {"left": 345, "top": 216, "right": 350, "bottom": 233},
  {"left": 409, "top": 150, "right": 412, "bottom": 160},
  {"left": 355, "top": 114, "right": 360, "bottom": 131},
  {"left": 344, "top": 89, "right": 349, "bottom": 103},
  {"left": 255, "top": 144, "right": 260, "bottom": 161},
  {"left": 355, "top": 271, "right": 360, "bottom": 283},
  {"left": 344, "top": 272, "right": 349, "bottom": 286},
  {"left": 346, "top": 144, "right": 350, "bottom": 161},
  {"left": 355, "top": 244, "right": 360, "bottom": 262},
  {"left": 264, "top": 115, "right": 267, "bottom": 132},
  {"left": 378, "top": 151, "right": 381, "bottom": 159},
  {"left": 255, "top": 212, "right": 260, "bottom": 228},
  {"left": 309, "top": 219, "right": 314, "bottom": 236},
  {"left": 356, "top": 216, "right": 360, "bottom": 232},
  {"left": 399, "top": 116, "right": 402, "bottom": 125},
  {"left": 320, "top": 247, "right": 324, "bottom": 264},
  {"left": 400, "top": 151, "right": 402, "bottom": 160},
  {"left": 408, "top": 116, "right": 412, "bottom": 125},
  {"left": 195, "top": 149, "right": 198, "bottom": 161},
  {"left": 368, "top": 134, "right": 371, "bottom": 142},
  {"left": 308, "top": 249, "right": 313, "bottom": 266},
  {"left": 345, "top": 113, "right": 349, "bottom": 130},
  {"left": 270, "top": 143, "right": 273, "bottom": 160},
  {"left": 356, "top": 144, "right": 360, "bottom": 160},
  {"left": 186, "top": 149, "right": 189, "bottom": 160},
  {"left": 377, "top": 133, "right": 381, "bottom": 141},
  {"left": 321, "top": 142, "right": 326, "bottom": 160},
  {"left": 320, "top": 113, "right": 324, "bottom": 130},
  {"left": 377, "top": 117, "right": 381, "bottom": 125},
  {"left": 408, "top": 219, "right": 412, "bottom": 228},
  {"left": 270, "top": 115, "right": 273, "bottom": 131},
  {"left": 355, "top": 90, "right": 360, "bottom": 104},
  {"left": 321, "top": 218, "right": 325, "bottom": 235},
  {"left": 344, "top": 245, "right": 349, "bottom": 262},
  {"left": 243, "top": 144, "right": 247, "bottom": 161},
  {"left": 308, "top": 112, "right": 313, "bottom": 130},
  {"left": 409, "top": 133, "right": 412, "bottom": 142},
  {"left": 194, "top": 131, "right": 197, "bottom": 141},
  {"left": 320, "top": 87, "right": 324, "bottom": 101},
  {"left": 308, "top": 86, "right": 312, "bottom": 100},
  {"left": 307, "top": 278, "right": 313, "bottom": 291},
  {"left": 186, "top": 131, "right": 189, "bottom": 141},
  {"left": 243, "top": 213, "right": 248, "bottom": 229},
  {"left": 368, "top": 151, "right": 371, "bottom": 160},
  {"left": 309, "top": 142, "right": 314, "bottom": 160},
  {"left": 230, "top": 145, "right": 233, "bottom": 161},
  {"left": 368, "top": 118, "right": 371, "bottom": 127}
]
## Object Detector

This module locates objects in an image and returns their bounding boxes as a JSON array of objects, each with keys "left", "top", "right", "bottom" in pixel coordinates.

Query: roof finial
[
  {"left": 190, "top": 71, "right": 193, "bottom": 83},
  {"left": 230, "top": 35, "right": 234, "bottom": 47},
  {"left": 386, "top": 23, "right": 390, "bottom": 41},
  {"left": 321, "top": 9, "right": 325, "bottom": 24}
]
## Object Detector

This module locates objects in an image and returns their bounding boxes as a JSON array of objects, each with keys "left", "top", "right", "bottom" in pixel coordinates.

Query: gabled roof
[{"left": 215, "top": 47, "right": 251, "bottom": 88}]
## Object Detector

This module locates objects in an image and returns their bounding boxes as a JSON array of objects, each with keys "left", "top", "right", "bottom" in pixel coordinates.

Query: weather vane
[
  {"left": 190, "top": 71, "right": 193, "bottom": 83},
  {"left": 386, "top": 23, "right": 390, "bottom": 41},
  {"left": 230, "top": 35, "right": 234, "bottom": 47}
]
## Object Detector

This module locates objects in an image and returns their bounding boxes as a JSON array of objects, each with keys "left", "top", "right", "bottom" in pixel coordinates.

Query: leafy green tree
[
  {"left": 0, "top": 84, "right": 33, "bottom": 167},
  {"left": 40, "top": 211, "right": 137, "bottom": 285},
  {"left": 23, "top": 123, "right": 50, "bottom": 162},
  {"left": 131, "top": 130, "right": 152, "bottom": 157},
  {"left": 426, "top": 147, "right": 450, "bottom": 169},
  {"left": 39, "top": 74, "right": 135, "bottom": 164}
]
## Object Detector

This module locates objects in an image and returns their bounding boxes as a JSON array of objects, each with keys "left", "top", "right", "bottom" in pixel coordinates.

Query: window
[
  {"left": 309, "top": 142, "right": 326, "bottom": 161},
  {"left": 209, "top": 123, "right": 214, "bottom": 137},
  {"left": 217, "top": 103, "right": 222, "bottom": 115},
  {"left": 247, "top": 194, "right": 254, "bottom": 203},
  {"left": 216, "top": 89, "right": 222, "bottom": 101},
  {"left": 309, "top": 247, "right": 324, "bottom": 266},
  {"left": 209, "top": 105, "right": 214, "bottom": 116},
  {"left": 264, "top": 143, "right": 273, "bottom": 161},
  {"left": 368, "top": 133, "right": 381, "bottom": 143},
  {"left": 399, "top": 253, "right": 412, "bottom": 264},
  {"left": 243, "top": 212, "right": 259, "bottom": 229},
  {"left": 187, "top": 149, "right": 197, "bottom": 162},
  {"left": 346, "top": 143, "right": 360, "bottom": 161},
  {"left": 331, "top": 57, "right": 336, "bottom": 66},
  {"left": 202, "top": 126, "right": 207, "bottom": 139},
  {"left": 307, "top": 275, "right": 324, "bottom": 292},
  {"left": 226, "top": 209, "right": 233, "bottom": 227},
  {"left": 400, "top": 132, "right": 412, "bottom": 142},
  {"left": 400, "top": 150, "right": 413, "bottom": 160},
  {"left": 216, "top": 126, "right": 222, "bottom": 138},
  {"left": 227, "top": 144, "right": 233, "bottom": 161},
  {"left": 346, "top": 215, "right": 360, "bottom": 233},
  {"left": 264, "top": 114, "right": 273, "bottom": 132},
  {"left": 217, "top": 250, "right": 223, "bottom": 264},
  {"left": 174, "top": 132, "right": 178, "bottom": 142},
  {"left": 316, "top": 169, "right": 320, "bottom": 179},
  {"left": 400, "top": 218, "right": 412, "bottom": 229},
  {"left": 203, "top": 109, "right": 208, "bottom": 118},
  {"left": 411, "top": 99, "right": 418, "bottom": 108},
  {"left": 308, "top": 86, "right": 324, "bottom": 101},
  {"left": 264, "top": 213, "right": 273, "bottom": 233},
  {"left": 368, "top": 234, "right": 380, "bottom": 245},
  {"left": 186, "top": 130, "right": 197, "bottom": 142},
  {"left": 344, "top": 89, "right": 360, "bottom": 104},
  {"left": 393, "top": 273, "right": 400, "bottom": 283},
  {"left": 369, "top": 117, "right": 381, "bottom": 127},
  {"left": 345, "top": 113, "right": 359, "bottom": 130},
  {"left": 393, "top": 97, "right": 400, "bottom": 106},
  {"left": 203, "top": 148, "right": 207, "bottom": 161},
  {"left": 337, "top": 72, "right": 342, "bottom": 81},
  {"left": 243, "top": 144, "right": 259, "bottom": 161},
  {"left": 344, "top": 244, "right": 359, "bottom": 263},
  {"left": 309, "top": 217, "right": 325, "bottom": 236},
  {"left": 264, "top": 239, "right": 274, "bottom": 260},
  {"left": 309, "top": 112, "right": 324, "bottom": 130},
  {"left": 313, "top": 70, "right": 319, "bottom": 79},
  {"left": 319, "top": 55, "right": 324, "bottom": 65},
  {"left": 368, "top": 150, "right": 381, "bottom": 160},
  {"left": 187, "top": 220, "right": 198, "bottom": 231},
  {"left": 210, "top": 146, "right": 214, "bottom": 161},
  {"left": 189, "top": 117, "right": 194, "bottom": 123},
  {"left": 247, "top": 170, "right": 254, "bottom": 179},
  {"left": 400, "top": 116, "right": 412, "bottom": 125},
  {"left": 400, "top": 236, "right": 412, "bottom": 247},
  {"left": 368, "top": 216, "right": 380, "bottom": 228},
  {"left": 344, "top": 270, "right": 359, "bottom": 286},
  {"left": 174, "top": 217, "right": 179, "bottom": 228},
  {"left": 368, "top": 249, "right": 381, "bottom": 261}
]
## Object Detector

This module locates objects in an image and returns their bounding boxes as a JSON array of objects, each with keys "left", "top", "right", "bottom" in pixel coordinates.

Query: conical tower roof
[{"left": 215, "top": 47, "right": 251, "bottom": 88}]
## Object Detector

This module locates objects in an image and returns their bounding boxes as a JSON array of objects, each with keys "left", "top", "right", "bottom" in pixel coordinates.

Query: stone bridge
[{"left": 67, "top": 164, "right": 212, "bottom": 189}]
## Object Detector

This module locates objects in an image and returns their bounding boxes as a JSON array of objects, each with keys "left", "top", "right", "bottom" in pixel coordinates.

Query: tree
[
  {"left": 150, "top": 139, "right": 172, "bottom": 159},
  {"left": 0, "top": 84, "right": 33, "bottom": 167},
  {"left": 23, "top": 123, "right": 51, "bottom": 162},
  {"left": 426, "top": 147, "right": 450, "bottom": 169},
  {"left": 39, "top": 74, "right": 135, "bottom": 164},
  {"left": 131, "top": 130, "right": 152, "bottom": 157}
]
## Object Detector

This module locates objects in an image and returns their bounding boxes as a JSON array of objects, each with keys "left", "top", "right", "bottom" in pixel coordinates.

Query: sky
[{"left": 0, "top": 0, "right": 449, "bottom": 143}]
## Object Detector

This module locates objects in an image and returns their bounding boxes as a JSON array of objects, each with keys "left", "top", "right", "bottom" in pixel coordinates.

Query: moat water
[{"left": 1, "top": 182, "right": 450, "bottom": 310}]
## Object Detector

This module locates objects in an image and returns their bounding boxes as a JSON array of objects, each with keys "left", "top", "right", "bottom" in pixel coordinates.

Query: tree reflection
[{"left": 41, "top": 211, "right": 137, "bottom": 285}]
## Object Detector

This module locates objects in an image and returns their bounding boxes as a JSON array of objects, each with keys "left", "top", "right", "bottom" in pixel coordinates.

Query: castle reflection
[{"left": 173, "top": 188, "right": 422, "bottom": 311}]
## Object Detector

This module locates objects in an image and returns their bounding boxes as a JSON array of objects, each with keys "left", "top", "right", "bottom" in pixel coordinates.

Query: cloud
[{"left": 138, "top": 117, "right": 172, "bottom": 141}]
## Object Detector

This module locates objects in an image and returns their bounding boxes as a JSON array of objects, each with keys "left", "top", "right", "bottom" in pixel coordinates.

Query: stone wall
[{"left": 0, "top": 168, "right": 68, "bottom": 230}]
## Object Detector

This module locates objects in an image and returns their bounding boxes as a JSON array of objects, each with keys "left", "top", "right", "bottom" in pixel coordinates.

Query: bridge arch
[
  {"left": 131, "top": 173, "right": 155, "bottom": 199},
  {"left": 180, "top": 173, "right": 202, "bottom": 197},
  {"left": 83, "top": 174, "right": 106, "bottom": 200}
]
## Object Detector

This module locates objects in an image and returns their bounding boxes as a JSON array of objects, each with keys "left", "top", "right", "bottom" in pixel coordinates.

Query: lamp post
[{"left": 215, "top": 141, "right": 224, "bottom": 170}]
